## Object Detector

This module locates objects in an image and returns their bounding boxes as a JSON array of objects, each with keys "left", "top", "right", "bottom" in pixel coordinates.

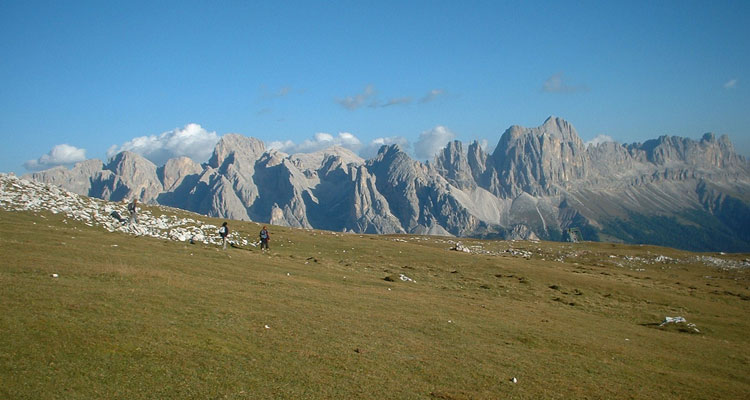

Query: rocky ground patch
[{"left": 0, "top": 173, "right": 254, "bottom": 248}]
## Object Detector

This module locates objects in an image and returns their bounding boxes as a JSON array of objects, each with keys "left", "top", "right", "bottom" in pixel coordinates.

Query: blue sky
[{"left": 2, "top": 0, "right": 748, "bottom": 173}]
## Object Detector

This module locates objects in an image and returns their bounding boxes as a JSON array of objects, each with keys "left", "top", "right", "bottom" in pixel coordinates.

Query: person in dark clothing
[
  {"left": 259, "top": 226, "right": 270, "bottom": 252},
  {"left": 127, "top": 199, "right": 139, "bottom": 225},
  {"left": 219, "top": 222, "right": 229, "bottom": 250}
]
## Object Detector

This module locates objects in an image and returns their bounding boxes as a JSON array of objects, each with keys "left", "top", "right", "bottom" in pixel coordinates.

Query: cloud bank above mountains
[
  {"left": 24, "top": 123, "right": 457, "bottom": 172},
  {"left": 415, "top": 126, "right": 456, "bottom": 159},
  {"left": 23, "top": 144, "right": 87, "bottom": 171},
  {"left": 585, "top": 134, "right": 616, "bottom": 147},
  {"left": 105, "top": 123, "right": 220, "bottom": 167},
  {"left": 268, "top": 132, "right": 363, "bottom": 154},
  {"left": 23, "top": 121, "right": 629, "bottom": 173}
]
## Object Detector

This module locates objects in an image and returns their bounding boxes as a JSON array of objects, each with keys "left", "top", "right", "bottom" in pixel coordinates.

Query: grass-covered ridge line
[{"left": 1, "top": 175, "right": 749, "bottom": 399}]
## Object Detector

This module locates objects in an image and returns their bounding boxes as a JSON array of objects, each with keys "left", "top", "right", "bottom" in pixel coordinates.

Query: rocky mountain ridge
[{"left": 25, "top": 117, "right": 750, "bottom": 251}]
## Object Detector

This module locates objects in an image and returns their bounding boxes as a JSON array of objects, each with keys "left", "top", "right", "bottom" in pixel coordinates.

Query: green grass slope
[{"left": 1, "top": 208, "right": 748, "bottom": 399}]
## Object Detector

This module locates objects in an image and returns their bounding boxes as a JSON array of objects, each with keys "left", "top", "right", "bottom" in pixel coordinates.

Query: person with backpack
[
  {"left": 259, "top": 226, "right": 270, "bottom": 252},
  {"left": 127, "top": 198, "right": 138, "bottom": 225},
  {"left": 219, "top": 222, "right": 229, "bottom": 250}
]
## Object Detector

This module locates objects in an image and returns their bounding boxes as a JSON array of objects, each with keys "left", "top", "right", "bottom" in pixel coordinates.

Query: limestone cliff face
[
  {"left": 367, "top": 145, "right": 424, "bottom": 232},
  {"left": 23, "top": 117, "right": 750, "bottom": 251},
  {"left": 433, "top": 141, "right": 476, "bottom": 190},
  {"left": 160, "top": 157, "right": 202, "bottom": 192},
  {"left": 488, "top": 116, "right": 589, "bottom": 197},
  {"left": 466, "top": 141, "right": 488, "bottom": 184},
  {"left": 211, "top": 134, "right": 266, "bottom": 212},
  {"left": 346, "top": 164, "right": 404, "bottom": 233},
  {"left": 27, "top": 159, "right": 110, "bottom": 196},
  {"left": 303, "top": 155, "right": 403, "bottom": 234},
  {"left": 208, "top": 134, "right": 265, "bottom": 169},
  {"left": 251, "top": 154, "right": 313, "bottom": 228},
  {"left": 367, "top": 145, "right": 485, "bottom": 236},
  {"left": 97, "top": 151, "right": 163, "bottom": 202}
]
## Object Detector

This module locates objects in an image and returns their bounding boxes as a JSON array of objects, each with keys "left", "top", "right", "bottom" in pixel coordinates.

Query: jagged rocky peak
[
  {"left": 433, "top": 140, "right": 476, "bottom": 190},
  {"left": 700, "top": 133, "right": 747, "bottom": 168},
  {"left": 434, "top": 140, "right": 464, "bottom": 167},
  {"left": 257, "top": 149, "right": 286, "bottom": 168},
  {"left": 374, "top": 143, "right": 405, "bottom": 160},
  {"left": 586, "top": 140, "right": 638, "bottom": 176},
  {"left": 160, "top": 156, "right": 202, "bottom": 191},
  {"left": 72, "top": 158, "right": 106, "bottom": 176},
  {"left": 500, "top": 116, "right": 580, "bottom": 141},
  {"left": 493, "top": 116, "right": 586, "bottom": 156},
  {"left": 104, "top": 151, "right": 163, "bottom": 202},
  {"left": 317, "top": 154, "right": 350, "bottom": 180},
  {"left": 490, "top": 117, "right": 589, "bottom": 196},
  {"left": 346, "top": 164, "right": 405, "bottom": 234},
  {"left": 369, "top": 144, "right": 428, "bottom": 180},
  {"left": 636, "top": 133, "right": 746, "bottom": 169},
  {"left": 289, "top": 146, "right": 364, "bottom": 172},
  {"left": 106, "top": 151, "right": 156, "bottom": 174},
  {"left": 466, "top": 140, "right": 489, "bottom": 182},
  {"left": 24, "top": 159, "right": 108, "bottom": 196},
  {"left": 208, "top": 134, "right": 265, "bottom": 168},
  {"left": 541, "top": 116, "right": 580, "bottom": 141}
]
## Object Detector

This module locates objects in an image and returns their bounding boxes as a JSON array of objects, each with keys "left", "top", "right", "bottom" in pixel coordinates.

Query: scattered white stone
[
  {"left": 660, "top": 316, "right": 687, "bottom": 326},
  {"left": 451, "top": 242, "right": 471, "bottom": 253},
  {"left": 0, "top": 174, "right": 254, "bottom": 248},
  {"left": 51, "top": 273, "right": 58, "bottom": 278}
]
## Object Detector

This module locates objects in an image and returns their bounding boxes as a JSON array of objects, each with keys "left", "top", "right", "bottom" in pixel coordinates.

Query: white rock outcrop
[{"left": 0, "top": 173, "right": 252, "bottom": 247}]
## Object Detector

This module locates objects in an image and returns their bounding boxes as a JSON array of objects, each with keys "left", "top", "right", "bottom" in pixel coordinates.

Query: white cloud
[
  {"left": 724, "top": 79, "right": 738, "bottom": 89},
  {"left": 360, "top": 136, "right": 411, "bottom": 159},
  {"left": 414, "top": 126, "right": 456, "bottom": 159},
  {"left": 585, "top": 134, "right": 616, "bottom": 147},
  {"left": 260, "top": 85, "right": 298, "bottom": 100},
  {"left": 542, "top": 73, "right": 589, "bottom": 93},
  {"left": 382, "top": 97, "right": 412, "bottom": 107},
  {"left": 266, "top": 139, "right": 295, "bottom": 151},
  {"left": 336, "top": 86, "right": 449, "bottom": 109},
  {"left": 275, "top": 86, "right": 292, "bottom": 97},
  {"left": 268, "top": 132, "right": 363, "bottom": 154},
  {"left": 24, "top": 144, "right": 87, "bottom": 171},
  {"left": 107, "top": 123, "right": 219, "bottom": 166},
  {"left": 336, "top": 85, "right": 377, "bottom": 110},
  {"left": 420, "top": 89, "right": 444, "bottom": 103}
]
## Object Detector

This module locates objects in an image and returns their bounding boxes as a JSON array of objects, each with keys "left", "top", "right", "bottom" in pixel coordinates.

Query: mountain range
[{"left": 26, "top": 117, "right": 750, "bottom": 252}]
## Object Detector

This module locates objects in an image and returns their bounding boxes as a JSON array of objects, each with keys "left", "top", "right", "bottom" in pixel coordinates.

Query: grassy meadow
[{"left": 1, "top": 206, "right": 748, "bottom": 399}]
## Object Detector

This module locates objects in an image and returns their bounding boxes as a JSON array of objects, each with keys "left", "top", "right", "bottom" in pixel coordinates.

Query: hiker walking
[
  {"left": 259, "top": 226, "right": 270, "bottom": 252},
  {"left": 127, "top": 198, "right": 139, "bottom": 225},
  {"left": 219, "top": 222, "right": 229, "bottom": 250}
]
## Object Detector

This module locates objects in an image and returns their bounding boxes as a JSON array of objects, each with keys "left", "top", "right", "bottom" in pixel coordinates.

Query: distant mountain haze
[{"left": 26, "top": 117, "right": 750, "bottom": 252}]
